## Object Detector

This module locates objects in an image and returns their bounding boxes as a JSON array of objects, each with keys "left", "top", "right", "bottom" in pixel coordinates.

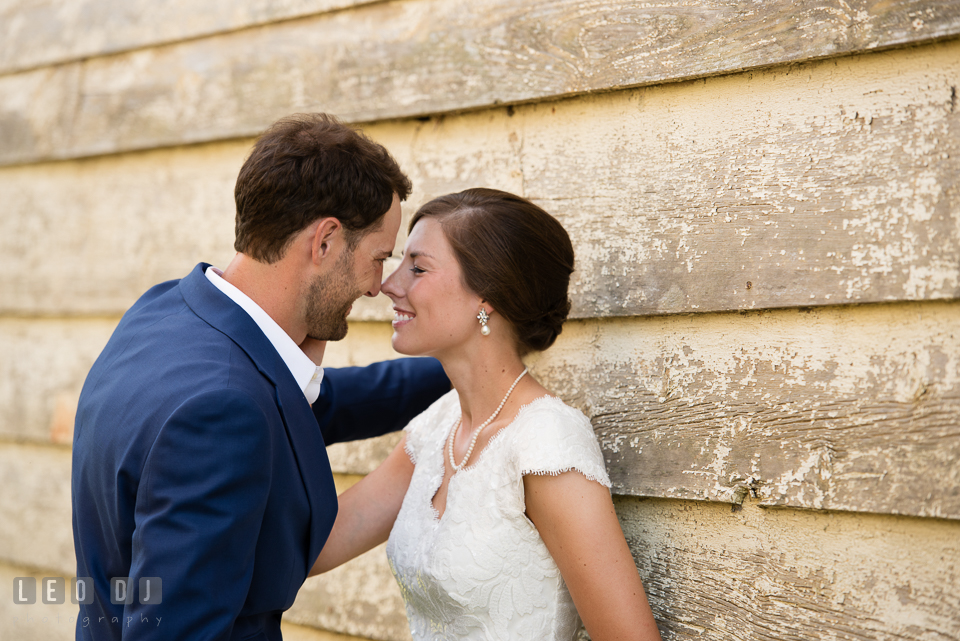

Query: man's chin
[{"left": 308, "top": 322, "right": 349, "bottom": 342}]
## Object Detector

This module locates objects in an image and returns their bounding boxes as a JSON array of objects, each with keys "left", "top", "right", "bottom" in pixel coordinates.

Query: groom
[{"left": 71, "top": 113, "right": 449, "bottom": 641}]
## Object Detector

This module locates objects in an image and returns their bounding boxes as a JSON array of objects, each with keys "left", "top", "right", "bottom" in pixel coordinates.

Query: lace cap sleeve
[
  {"left": 512, "top": 398, "right": 611, "bottom": 488},
  {"left": 403, "top": 389, "right": 460, "bottom": 464}
]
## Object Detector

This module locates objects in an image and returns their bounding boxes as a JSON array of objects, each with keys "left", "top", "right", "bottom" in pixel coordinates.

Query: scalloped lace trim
[
  {"left": 520, "top": 465, "right": 612, "bottom": 488},
  {"left": 403, "top": 436, "right": 418, "bottom": 464}
]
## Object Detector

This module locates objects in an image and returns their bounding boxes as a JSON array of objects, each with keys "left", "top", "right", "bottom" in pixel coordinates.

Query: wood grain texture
[
  {"left": 0, "top": 0, "right": 378, "bottom": 74},
  {"left": 0, "top": 138, "right": 409, "bottom": 320},
  {"left": 2, "top": 0, "right": 959, "bottom": 165},
  {"left": 0, "top": 562, "right": 81, "bottom": 640},
  {"left": 619, "top": 496, "right": 960, "bottom": 640},
  {"left": 403, "top": 40, "right": 960, "bottom": 317},
  {"left": 288, "top": 543, "right": 411, "bottom": 641},
  {"left": 0, "top": 440, "right": 412, "bottom": 640},
  {"left": 3, "top": 41, "right": 959, "bottom": 318},
  {"left": 281, "top": 620, "right": 377, "bottom": 641},
  {"left": 0, "top": 319, "right": 116, "bottom": 444},
  {"left": 0, "top": 443, "right": 74, "bottom": 575},
  {"left": 1, "top": 489, "right": 956, "bottom": 641},
  {"left": 528, "top": 302, "right": 960, "bottom": 521},
  {"left": 0, "top": 319, "right": 401, "bottom": 446}
]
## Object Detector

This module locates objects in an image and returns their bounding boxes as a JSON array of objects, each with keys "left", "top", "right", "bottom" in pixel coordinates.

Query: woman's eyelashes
[{"left": 410, "top": 265, "right": 426, "bottom": 275}]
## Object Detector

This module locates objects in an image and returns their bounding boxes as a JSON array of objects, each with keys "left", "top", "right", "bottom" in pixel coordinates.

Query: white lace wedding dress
[{"left": 386, "top": 390, "right": 611, "bottom": 640}]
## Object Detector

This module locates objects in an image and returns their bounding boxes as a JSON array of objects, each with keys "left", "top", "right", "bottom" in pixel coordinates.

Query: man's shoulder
[{"left": 89, "top": 269, "right": 261, "bottom": 394}]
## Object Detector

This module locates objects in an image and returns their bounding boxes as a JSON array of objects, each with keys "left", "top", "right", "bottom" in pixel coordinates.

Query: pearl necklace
[{"left": 448, "top": 368, "right": 528, "bottom": 472}]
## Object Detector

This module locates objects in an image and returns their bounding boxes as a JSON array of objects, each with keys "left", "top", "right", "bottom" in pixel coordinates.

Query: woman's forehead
[{"left": 405, "top": 217, "right": 451, "bottom": 257}]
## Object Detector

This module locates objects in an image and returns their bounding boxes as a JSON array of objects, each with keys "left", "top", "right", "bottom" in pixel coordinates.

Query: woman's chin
[{"left": 390, "top": 334, "right": 418, "bottom": 356}]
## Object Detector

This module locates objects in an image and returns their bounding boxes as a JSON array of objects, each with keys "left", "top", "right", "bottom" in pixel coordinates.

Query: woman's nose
[{"left": 381, "top": 263, "right": 402, "bottom": 299}]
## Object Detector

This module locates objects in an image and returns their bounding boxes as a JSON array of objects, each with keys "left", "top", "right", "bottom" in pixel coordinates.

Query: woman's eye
[{"left": 411, "top": 266, "right": 425, "bottom": 275}]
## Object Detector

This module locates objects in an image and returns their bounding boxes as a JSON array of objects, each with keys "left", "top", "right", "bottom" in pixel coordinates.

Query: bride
[{"left": 311, "top": 188, "right": 661, "bottom": 640}]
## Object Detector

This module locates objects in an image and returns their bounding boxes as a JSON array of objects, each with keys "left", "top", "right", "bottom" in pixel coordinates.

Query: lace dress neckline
[
  {"left": 429, "top": 394, "right": 557, "bottom": 520},
  {"left": 387, "top": 391, "right": 611, "bottom": 640}
]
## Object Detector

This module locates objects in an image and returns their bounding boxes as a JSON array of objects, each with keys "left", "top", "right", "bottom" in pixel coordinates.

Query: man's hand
[{"left": 299, "top": 338, "right": 327, "bottom": 365}]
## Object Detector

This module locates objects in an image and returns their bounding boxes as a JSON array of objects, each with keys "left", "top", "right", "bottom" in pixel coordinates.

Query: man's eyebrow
[{"left": 375, "top": 250, "right": 393, "bottom": 259}]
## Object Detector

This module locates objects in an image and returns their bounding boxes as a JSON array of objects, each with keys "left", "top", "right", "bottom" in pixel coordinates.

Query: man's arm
[{"left": 313, "top": 357, "right": 449, "bottom": 445}]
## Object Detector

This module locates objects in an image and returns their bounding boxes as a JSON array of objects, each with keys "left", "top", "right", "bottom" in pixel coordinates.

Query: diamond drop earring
[{"left": 477, "top": 308, "right": 491, "bottom": 336}]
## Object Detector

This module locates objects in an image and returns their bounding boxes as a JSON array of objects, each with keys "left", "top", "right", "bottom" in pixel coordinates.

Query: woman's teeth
[{"left": 394, "top": 312, "right": 413, "bottom": 322}]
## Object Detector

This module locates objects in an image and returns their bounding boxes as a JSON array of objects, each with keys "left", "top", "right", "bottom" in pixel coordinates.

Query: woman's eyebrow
[{"left": 404, "top": 250, "right": 436, "bottom": 260}]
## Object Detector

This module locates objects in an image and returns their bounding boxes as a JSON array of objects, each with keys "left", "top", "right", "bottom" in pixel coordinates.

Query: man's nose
[{"left": 364, "top": 264, "right": 384, "bottom": 297}]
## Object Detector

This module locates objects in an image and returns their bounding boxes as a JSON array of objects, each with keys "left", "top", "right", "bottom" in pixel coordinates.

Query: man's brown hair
[{"left": 234, "top": 113, "right": 412, "bottom": 263}]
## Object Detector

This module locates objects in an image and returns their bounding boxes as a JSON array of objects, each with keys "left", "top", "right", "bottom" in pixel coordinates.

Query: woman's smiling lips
[{"left": 392, "top": 308, "right": 415, "bottom": 327}]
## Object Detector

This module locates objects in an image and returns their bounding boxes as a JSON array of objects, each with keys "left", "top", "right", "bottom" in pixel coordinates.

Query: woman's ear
[{"left": 312, "top": 217, "right": 343, "bottom": 264}]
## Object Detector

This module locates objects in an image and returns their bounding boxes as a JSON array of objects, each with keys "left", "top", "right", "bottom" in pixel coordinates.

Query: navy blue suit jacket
[{"left": 71, "top": 263, "right": 448, "bottom": 640}]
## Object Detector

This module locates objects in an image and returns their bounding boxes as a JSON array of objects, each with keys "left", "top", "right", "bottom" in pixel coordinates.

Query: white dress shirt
[{"left": 205, "top": 266, "right": 324, "bottom": 404}]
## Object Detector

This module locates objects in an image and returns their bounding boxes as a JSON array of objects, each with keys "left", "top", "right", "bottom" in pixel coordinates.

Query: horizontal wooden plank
[
  {"left": 407, "top": 40, "right": 960, "bottom": 317},
  {"left": 0, "top": 319, "right": 116, "bottom": 444},
  {"left": 2, "top": 0, "right": 959, "bottom": 165},
  {"left": 288, "top": 543, "right": 411, "bottom": 641},
  {"left": 12, "top": 301, "right": 955, "bottom": 522},
  {"left": 618, "top": 496, "right": 960, "bottom": 639},
  {"left": 0, "top": 0, "right": 375, "bottom": 75},
  {"left": 528, "top": 301, "right": 960, "bottom": 520},
  {"left": 0, "top": 443, "right": 74, "bottom": 575},
  {"left": 1, "top": 493, "right": 956, "bottom": 641},
  {"left": 0, "top": 139, "right": 412, "bottom": 319},
  {"left": 0, "top": 318, "right": 401, "bottom": 446},
  {"left": 326, "top": 432, "right": 402, "bottom": 476},
  {"left": 0, "top": 562, "right": 80, "bottom": 641},
  {"left": 3, "top": 40, "right": 958, "bottom": 318},
  {"left": 281, "top": 620, "right": 375, "bottom": 641},
  {"left": 0, "top": 310, "right": 399, "bottom": 472},
  {"left": 0, "top": 143, "right": 241, "bottom": 317},
  {"left": 0, "top": 439, "right": 409, "bottom": 640},
  {"left": 3, "top": 395, "right": 956, "bottom": 638}
]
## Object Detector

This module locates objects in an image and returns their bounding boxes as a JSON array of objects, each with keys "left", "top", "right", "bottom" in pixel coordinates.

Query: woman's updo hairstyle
[{"left": 409, "top": 188, "right": 574, "bottom": 354}]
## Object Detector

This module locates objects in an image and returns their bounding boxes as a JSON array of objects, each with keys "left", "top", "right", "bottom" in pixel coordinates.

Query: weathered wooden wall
[{"left": 2, "top": 0, "right": 958, "bottom": 639}]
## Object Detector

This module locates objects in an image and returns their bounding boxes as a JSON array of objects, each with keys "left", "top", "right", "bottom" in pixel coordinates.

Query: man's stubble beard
[{"left": 303, "top": 248, "right": 363, "bottom": 342}]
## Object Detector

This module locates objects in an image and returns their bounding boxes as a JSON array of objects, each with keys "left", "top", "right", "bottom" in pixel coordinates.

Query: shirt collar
[{"left": 205, "top": 266, "right": 324, "bottom": 404}]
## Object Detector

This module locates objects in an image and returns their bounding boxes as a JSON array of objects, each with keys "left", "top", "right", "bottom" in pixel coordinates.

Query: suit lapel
[
  {"left": 179, "top": 263, "right": 339, "bottom": 570},
  {"left": 273, "top": 380, "right": 339, "bottom": 566}
]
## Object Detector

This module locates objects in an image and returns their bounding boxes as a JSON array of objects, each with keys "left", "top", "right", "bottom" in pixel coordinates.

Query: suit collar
[{"left": 180, "top": 262, "right": 287, "bottom": 386}]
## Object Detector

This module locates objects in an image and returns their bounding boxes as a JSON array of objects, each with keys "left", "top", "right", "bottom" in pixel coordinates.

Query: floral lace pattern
[{"left": 387, "top": 391, "right": 611, "bottom": 640}]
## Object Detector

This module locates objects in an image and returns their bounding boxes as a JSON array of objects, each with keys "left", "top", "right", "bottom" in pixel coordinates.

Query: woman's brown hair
[{"left": 410, "top": 188, "right": 574, "bottom": 354}]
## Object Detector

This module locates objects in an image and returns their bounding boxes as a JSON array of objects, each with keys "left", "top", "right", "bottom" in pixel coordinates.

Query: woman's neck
[{"left": 439, "top": 344, "right": 528, "bottom": 429}]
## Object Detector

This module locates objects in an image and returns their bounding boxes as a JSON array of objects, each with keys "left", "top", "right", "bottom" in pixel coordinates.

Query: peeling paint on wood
[
  {"left": 0, "top": 319, "right": 402, "bottom": 446},
  {"left": 618, "top": 496, "right": 960, "bottom": 640},
  {"left": 2, "top": 0, "right": 960, "bottom": 165},
  {"left": 3, "top": 41, "right": 959, "bottom": 318},
  {"left": 0, "top": 444, "right": 74, "bottom": 574},
  {"left": 0, "top": 562, "right": 80, "bottom": 639},
  {"left": 0, "top": 0, "right": 377, "bottom": 74},
  {"left": 395, "top": 41, "right": 960, "bottom": 316},
  {"left": 0, "top": 319, "right": 115, "bottom": 443},
  {"left": 289, "top": 543, "right": 412, "bottom": 641},
  {"left": 527, "top": 301, "right": 960, "bottom": 520}
]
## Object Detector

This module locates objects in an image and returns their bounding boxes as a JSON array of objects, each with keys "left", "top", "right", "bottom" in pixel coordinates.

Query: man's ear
[{"left": 311, "top": 217, "right": 343, "bottom": 264}]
